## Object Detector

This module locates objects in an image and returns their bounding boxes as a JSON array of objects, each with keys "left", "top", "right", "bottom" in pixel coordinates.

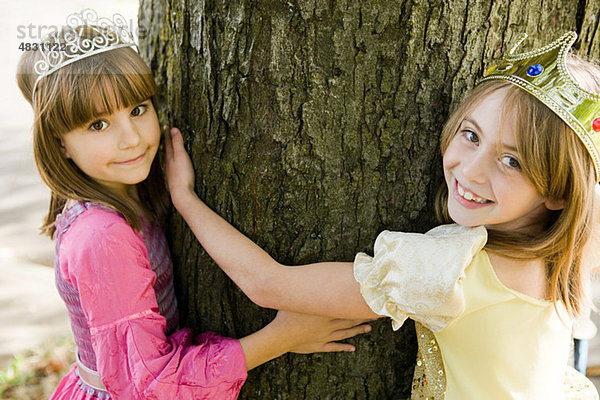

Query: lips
[
  {"left": 456, "top": 181, "right": 490, "bottom": 204},
  {"left": 114, "top": 152, "right": 146, "bottom": 165},
  {"left": 453, "top": 180, "right": 493, "bottom": 208}
]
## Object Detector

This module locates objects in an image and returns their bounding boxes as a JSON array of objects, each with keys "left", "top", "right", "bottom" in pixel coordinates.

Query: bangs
[
  {"left": 501, "top": 84, "right": 573, "bottom": 197},
  {"left": 81, "top": 69, "right": 155, "bottom": 122},
  {"left": 39, "top": 47, "right": 156, "bottom": 137},
  {"left": 439, "top": 80, "right": 512, "bottom": 154}
]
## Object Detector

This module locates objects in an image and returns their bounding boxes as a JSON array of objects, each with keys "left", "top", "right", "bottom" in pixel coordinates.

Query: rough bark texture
[{"left": 138, "top": 1, "right": 600, "bottom": 398}]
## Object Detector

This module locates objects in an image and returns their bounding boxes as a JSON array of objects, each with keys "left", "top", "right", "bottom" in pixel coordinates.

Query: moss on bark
[{"left": 138, "top": 1, "right": 600, "bottom": 397}]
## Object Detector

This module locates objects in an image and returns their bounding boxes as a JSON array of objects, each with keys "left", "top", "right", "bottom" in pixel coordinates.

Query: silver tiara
[{"left": 32, "top": 9, "right": 138, "bottom": 104}]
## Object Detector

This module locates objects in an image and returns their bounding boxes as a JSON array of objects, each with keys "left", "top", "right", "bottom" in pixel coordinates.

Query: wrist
[
  {"left": 262, "top": 317, "right": 293, "bottom": 355},
  {"left": 171, "top": 187, "right": 198, "bottom": 210},
  {"left": 239, "top": 317, "right": 289, "bottom": 370}
]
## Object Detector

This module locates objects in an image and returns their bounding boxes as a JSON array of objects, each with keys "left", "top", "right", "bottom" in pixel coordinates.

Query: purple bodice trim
[{"left": 54, "top": 202, "right": 179, "bottom": 382}]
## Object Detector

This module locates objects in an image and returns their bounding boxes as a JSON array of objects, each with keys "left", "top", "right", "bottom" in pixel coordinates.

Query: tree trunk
[{"left": 138, "top": 1, "right": 600, "bottom": 398}]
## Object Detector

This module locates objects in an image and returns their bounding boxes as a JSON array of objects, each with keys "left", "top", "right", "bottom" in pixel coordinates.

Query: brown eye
[
  {"left": 501, "top": 155, "right": 521, "bottom": 170},
  {"left": 131, "top": 104, "right": 146, "bottom": 117},
  {"left": 464, "top": 130, "right": 479, "bottom": 145},
  {"left": 89, "top": 120, "right": 108, "bottom": 131}
]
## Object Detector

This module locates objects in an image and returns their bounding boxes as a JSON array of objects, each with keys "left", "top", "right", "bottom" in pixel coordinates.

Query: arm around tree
[{"left": 165, "top": 127, "right": 380, "bottom": 320}]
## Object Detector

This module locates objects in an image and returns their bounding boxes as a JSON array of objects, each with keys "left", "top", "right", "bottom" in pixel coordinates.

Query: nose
[
  {"left": 118, "top": 119, "right": 142, "bottom": 149},
  {"left": 461, "top": 150, "right": 489, "bottom": 184}
]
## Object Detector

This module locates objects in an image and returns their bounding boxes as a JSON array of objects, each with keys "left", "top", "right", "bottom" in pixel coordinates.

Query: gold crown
[{"left": 480, "top": 32, "right": 600, "bottom": 181}]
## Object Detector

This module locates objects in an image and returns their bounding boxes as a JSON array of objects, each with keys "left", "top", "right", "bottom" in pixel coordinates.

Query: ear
[
  {"left": 58, "top": 138, "right": 70, "bottom": 158},
  {"left": 544, "top": 197, "right": 565, "bottom": 211}
]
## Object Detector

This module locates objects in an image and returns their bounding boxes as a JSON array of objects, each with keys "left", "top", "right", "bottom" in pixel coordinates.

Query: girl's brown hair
[
  {"left": 435, "top": 55, "right": 600, "bottom": 317},
  {"left": 16, "top": 26, "right": 169, "bottom": 237}
]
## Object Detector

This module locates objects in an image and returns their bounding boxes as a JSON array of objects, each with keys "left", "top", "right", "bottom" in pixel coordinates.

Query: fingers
[
  {"left": 329, "top": 318, "right": 375, "bottom": 330},
  {"left": 321, "top": 342, "right": 356, "bottom": 353},
  {"left": 329, "top": 323, "right": 371, "bottom": 342},
  {"left": 163, "top": 125, "right": 173, "bottom": 161},
  {"left": 163, "top": 125, "right": 185, "bottom": 160},
  {"left": 318, "top": 323, "right": 371, "bottom": 353},
  {"left": 169, "top": 127, "right": 184, "bottom": 155}
]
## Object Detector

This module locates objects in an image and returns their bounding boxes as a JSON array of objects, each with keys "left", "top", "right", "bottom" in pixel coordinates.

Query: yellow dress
[{"left": 354, "top": 224, "right": 598, "bottom": 399}]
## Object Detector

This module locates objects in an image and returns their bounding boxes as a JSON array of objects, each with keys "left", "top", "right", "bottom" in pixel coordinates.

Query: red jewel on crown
[{"left": 593, "top": 117, "right": 600, "bottom": 133}]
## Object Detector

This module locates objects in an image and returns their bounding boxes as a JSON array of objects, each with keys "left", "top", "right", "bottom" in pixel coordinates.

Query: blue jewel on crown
[{"left": 526, "top": 64, "right": 544, "bottom": 77}]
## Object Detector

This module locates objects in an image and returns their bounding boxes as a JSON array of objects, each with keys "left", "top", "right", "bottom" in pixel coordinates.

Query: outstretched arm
[
  {"left": 163, "top": 127, "right": 379, "bottom": 320},
  {"left": 240, "top": 310, "right": 371, "bottom": 370}
]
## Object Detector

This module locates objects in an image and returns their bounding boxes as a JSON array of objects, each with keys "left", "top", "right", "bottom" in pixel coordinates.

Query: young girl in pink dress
[
  {"left": 165, "top": 32, "right": 600, "bottom": 399},
  {"left": 16, "top": 10, "right": 370, "bottom": 399}
]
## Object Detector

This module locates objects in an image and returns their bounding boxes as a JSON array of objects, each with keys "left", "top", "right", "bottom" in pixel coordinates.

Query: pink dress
[{"left": 50, "top": 202, "right": 247, "bottom": 399}]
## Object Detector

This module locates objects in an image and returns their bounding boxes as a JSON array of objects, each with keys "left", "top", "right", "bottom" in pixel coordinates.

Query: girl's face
[
  {"left": 61, "top": 99, "right": 160, "bottom": 198},
  {"left": 443, "top": 88, "right": 561, "bottom": 233}
]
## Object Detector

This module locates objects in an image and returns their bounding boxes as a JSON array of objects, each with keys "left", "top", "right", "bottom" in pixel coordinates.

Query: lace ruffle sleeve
[{"left": 353, "top": 224, "right": 487, "bottom": 332}]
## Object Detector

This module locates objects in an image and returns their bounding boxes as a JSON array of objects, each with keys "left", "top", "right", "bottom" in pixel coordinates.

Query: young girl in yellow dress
[{"left": 165, "top": 32, "right": 600, "bottom": 399}]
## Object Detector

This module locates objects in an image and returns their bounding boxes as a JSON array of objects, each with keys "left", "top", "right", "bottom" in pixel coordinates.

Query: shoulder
[
  {"left": 373, "top": 224, "right": 487, "bottom": 256},
  {"left": 354, "top": 224, "right": 487, "bottom": 332},
  {"left": 367, "top": 224, "right": 487, "bottom": 277},
  {"left": 62, "top": 208, "right": 142, "bottom": 246},
  {"left": 59, "top": 207, "right": 147, "bottom": 267},
  {"left": 58, "top": 207, "right": 150, "bottom": 287}
]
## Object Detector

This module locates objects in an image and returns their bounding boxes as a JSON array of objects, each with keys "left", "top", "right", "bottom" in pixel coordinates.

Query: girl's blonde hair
[
  {"left": 435, "top": 55, "right": 600, "bottom": 317},
  {"left": 16, "top": 26, "right": 169, "bottom": 237}
]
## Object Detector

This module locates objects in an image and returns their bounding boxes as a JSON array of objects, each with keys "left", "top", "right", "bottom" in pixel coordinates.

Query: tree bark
[{"left": 138, "top": 1, "right": 600, "bottom": 398}]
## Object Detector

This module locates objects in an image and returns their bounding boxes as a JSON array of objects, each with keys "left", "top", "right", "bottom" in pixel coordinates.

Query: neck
[
  {"left": 486, "top": 250, "right": 549, "bottom": 300},
  {"left": 125, "top": 188, "right": 154, "bottom": 222}
]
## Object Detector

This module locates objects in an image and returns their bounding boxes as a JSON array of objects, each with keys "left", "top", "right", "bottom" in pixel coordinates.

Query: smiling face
[
  {"left": 442, "top": 87, "right": 561, "bottom": 233},
  {"left": 61, "top": 100, "right": 160, "bottom": 198}
]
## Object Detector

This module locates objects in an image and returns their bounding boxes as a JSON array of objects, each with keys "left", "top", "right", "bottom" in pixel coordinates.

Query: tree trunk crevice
[{"left": 139, "top": 2, "right": 600, "bottom": 398}]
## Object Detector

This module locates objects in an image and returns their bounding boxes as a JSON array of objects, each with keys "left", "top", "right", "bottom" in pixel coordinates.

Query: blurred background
[{"left": 0, "top": 1, "right": 136, "bottom": 397}]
